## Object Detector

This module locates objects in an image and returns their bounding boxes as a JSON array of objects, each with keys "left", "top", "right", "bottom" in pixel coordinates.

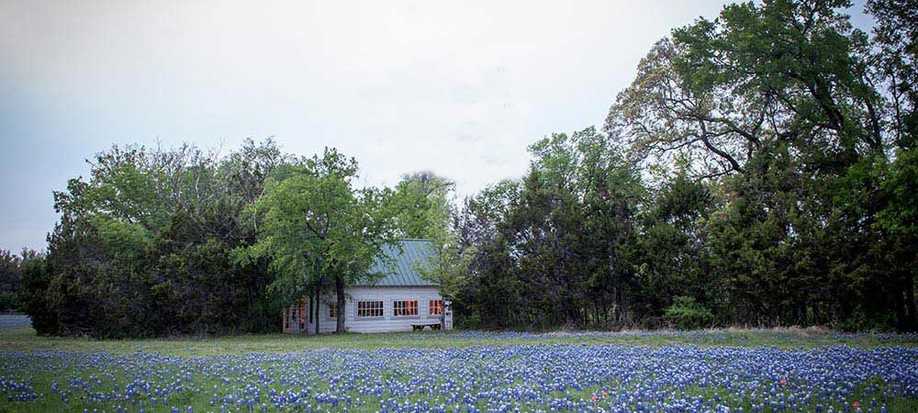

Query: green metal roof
[{"left": 355, "top": 239, "right": 438, "bottom": 287}]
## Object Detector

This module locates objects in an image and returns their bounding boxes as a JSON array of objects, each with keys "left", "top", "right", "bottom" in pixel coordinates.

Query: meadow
[{"left": 0, "top": 325, "right": 916, "bottom": 412}]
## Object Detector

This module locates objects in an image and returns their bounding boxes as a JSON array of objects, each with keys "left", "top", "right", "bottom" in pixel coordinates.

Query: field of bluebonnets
[{"left": 0, "top": 324, "right": 916, "bottom": 412}]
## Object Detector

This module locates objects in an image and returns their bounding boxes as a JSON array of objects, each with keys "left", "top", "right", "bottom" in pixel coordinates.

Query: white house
[{"left": 282, "top": 239, "right": 453, "bottom": 334}]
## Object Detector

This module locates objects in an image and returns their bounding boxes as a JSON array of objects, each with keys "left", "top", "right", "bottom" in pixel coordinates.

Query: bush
[
  {"left": 0, "top": 292, "right": 17, "bottom": 312},
  {"left": 19, "top": 255, "right": 59, "bottom": 335},
  {"left": 664, "top": 296, "right": 714, "bottom": 330},
  {"left": 835, "top": 306, "right": 896, "bottom": 332}
]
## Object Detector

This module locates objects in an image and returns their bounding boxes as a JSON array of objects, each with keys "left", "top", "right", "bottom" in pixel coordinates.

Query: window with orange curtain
[{"left": 429, "top": 300, "right": 443, "bottom": 316}]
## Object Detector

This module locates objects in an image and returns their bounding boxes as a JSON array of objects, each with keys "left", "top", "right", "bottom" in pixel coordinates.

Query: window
[
  {"left": 357, "top": 300, "right": 384, "bottom": 317},
  {"left": 429, "top": 300, "right": 444, "bottom": 316},
  {"left": 328, "top": 303, "right": 337, "bottom": 319},
  {"left": 393, "top": 300, "right": 418, "bottom": 316}
]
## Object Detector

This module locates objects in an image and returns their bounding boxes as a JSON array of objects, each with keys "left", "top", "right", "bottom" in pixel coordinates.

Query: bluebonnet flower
[{"left": 0, "top": 333, "right": 915, "bottom": 411}]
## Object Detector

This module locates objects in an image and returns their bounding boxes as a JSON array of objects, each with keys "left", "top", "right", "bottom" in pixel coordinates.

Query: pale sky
[{"left": 0, "top": 0, "right": 873, "bottom": 252}]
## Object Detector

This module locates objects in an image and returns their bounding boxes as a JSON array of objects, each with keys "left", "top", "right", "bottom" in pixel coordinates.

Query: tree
[
  {"left": 0, "top": 250, "right": 22, "bottom": 311},
  {"left": 606, "top": 0, "right": 889, "bottom": 180},
  {"left": 27, "top": 140, "right": 285, "bottom": 337},
  {"left": 387, "top": 171, "right": 469, "bottom": 302},
  {"left": 389, "top": 171, "right": 455, "bottom": 240},
  {"left": 634, "top": 170, "right": 715, "bottom": 320},
  {"left": 450, "top": 180, "right": 520, "bottom": 328},
  {"left": 874, "top": 147, "right": 918, "bottom": 329},
  {"left": 18, "top": 252, "right": 54, "bottom": 334},
  {"left": 444, "top": 0, "right": 916, "bottom": 332},
  {"left": 593, "top": 0, "right": 917, "bottom": 331},
  {"left": 865, "top": 0, "right": 917, "bottom": 148},
  {"left": 452, "top": 128, "right": 646, "bottom": 329},
  {"left": 242, "top": 148, "right": 397, "bottom": 334}
]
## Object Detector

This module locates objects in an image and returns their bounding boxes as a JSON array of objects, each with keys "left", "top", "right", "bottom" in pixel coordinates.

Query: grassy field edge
[{"left": 1, "top": 327, "right": 916, "bottom": 356}]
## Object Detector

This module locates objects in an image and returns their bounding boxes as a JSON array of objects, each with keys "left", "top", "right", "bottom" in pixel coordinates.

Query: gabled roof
[{"left": 354, "top": 239, "right": 438, "bottom": 287}]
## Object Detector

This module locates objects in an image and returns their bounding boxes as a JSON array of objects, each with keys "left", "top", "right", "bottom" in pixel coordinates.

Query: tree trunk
[
  {"left": 307, "top": 295, "right": 313, "bottom": 332},
  {"left": 335, "top": 276, "right": 346, "bottom": 333},
  {"left": 903, "top": 273, "right": 917, "bottom": 331},
  {"left": 314, "top": 287, "right": 320, "bottom": 335}
]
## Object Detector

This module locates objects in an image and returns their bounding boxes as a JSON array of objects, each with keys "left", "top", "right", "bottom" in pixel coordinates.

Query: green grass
[{"left": 0, "top": 327, "right": 914, "bottom": 356}]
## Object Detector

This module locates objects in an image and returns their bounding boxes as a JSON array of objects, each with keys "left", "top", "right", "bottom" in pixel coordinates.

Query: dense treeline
[
  {"left": 17, "top": 140, "right": 449, "bottom": 338},
  {"left": 17, "top": 0, "right": 916, "bottom": 336},
  {"left": 19, "top": 142, "right": 287, "bottom": 336},
  {"left": 445, "top": 0, "right": 917, "bottom": 331}
]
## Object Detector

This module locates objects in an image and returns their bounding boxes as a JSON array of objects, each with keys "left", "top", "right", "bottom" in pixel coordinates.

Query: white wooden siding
[{"left": 289, "top": 286, "right": 451, "bottom": 334}]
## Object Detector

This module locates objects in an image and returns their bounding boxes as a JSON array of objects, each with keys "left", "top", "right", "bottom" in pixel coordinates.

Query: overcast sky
[{"left": 0, "top": 1, "right": 873, "bottom": 252}]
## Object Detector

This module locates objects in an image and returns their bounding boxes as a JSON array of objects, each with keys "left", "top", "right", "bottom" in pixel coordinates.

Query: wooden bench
[{"left": 411, "top": 322, "right": 442, "bottom": 331}]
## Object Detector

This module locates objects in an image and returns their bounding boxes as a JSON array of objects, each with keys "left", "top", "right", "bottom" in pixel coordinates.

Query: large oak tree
[{"left": 241, "top": 148, "right": 397, "bottom": 334}]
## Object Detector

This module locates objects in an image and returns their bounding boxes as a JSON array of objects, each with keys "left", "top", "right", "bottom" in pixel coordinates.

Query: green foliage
[
  {"left": 389, "top": 171, "right": 454, "bottom": 241},
  {"left": 24, "top": 139, "right": 286, "bottom": 338},
  {"left": 664, "top": 296, "right": 714, "bottom": 330},
  {"left": 18, "top": 252, "right": 56, "bottom": 334},
  {"left": 452, "top": 127, "right": 646, "bottom": 329},
  {"left": 0, "top": 293, "right": 16, "bottom": 312},
  {"left": 877, "top": 148, "right": 918, "bottom": 235},
  {"left": 451, "top": 0, "right": 917, "bottom": 332},
  {"left": 865, "top": 0, "right": 917, "bottom": 148},
  {"left": 0, "top": 250, "right": 22, "bottom": 312},
  {"left": 240, "top": 147, "right": 399, "bottom": 333}
]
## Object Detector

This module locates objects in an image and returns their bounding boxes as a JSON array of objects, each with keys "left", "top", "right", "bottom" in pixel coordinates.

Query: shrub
[
  {"left": 664, "top": 296, "right": 714, "bottom": 330},
  {"left": 19, "top": 255, "right": 59, "bottom": 334},
  {"left": 0, "top": 292, "right": 17, "bottom": 312}
]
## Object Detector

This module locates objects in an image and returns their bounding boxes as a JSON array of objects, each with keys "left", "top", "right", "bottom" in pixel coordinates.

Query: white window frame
[{"left": 357, "top": 300, "right": 384, "bottom": 318}]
